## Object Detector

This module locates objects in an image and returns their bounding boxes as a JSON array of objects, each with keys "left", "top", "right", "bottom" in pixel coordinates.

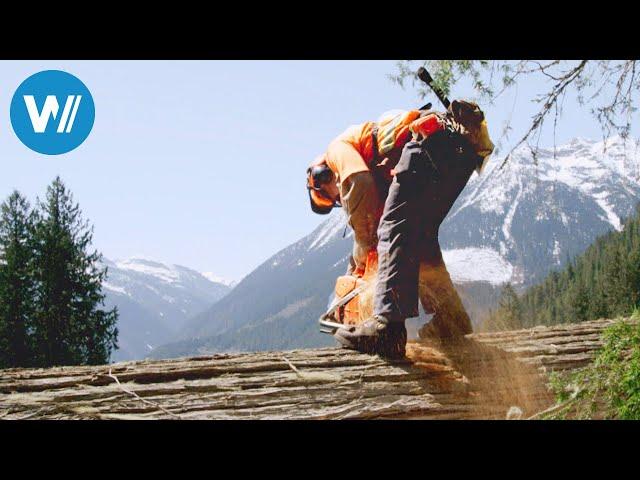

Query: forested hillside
[{"left": 485, "top": 206, "right": 640, "bottom": 331}]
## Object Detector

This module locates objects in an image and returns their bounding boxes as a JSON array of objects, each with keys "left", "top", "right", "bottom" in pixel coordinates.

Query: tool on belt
[{"left": 417, "top": 67, "right": 451, "bottom": 110}]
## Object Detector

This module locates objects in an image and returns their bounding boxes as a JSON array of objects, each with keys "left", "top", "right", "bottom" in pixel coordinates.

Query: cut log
[{"left": 0, "top": 318, "right": 633, "bottom": 420}]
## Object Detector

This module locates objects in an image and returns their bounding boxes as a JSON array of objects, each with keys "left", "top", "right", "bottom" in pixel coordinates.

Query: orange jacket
[{"left": 323, "top": 110, "right": 442, "bottom": 184}]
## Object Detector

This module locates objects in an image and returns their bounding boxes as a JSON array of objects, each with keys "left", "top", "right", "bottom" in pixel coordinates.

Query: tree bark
[{"left": 0, "top": 318, "right": 631, "bottom": 420}]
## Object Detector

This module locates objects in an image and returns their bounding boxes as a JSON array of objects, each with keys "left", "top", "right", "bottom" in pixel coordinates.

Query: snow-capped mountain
[
  {"left": 151, "top": 136, "right": 640, "bottom": 359},
  {"left": 440, "top": 136, "right": 640, "bottom": 284},
  {"left": 101, "top": 257, "right": 232, "bottom": 361}
]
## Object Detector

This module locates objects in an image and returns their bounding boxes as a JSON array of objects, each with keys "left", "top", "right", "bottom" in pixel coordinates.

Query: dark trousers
[{"left": 373, "top": 131, "right": 478, "bottom": 336}]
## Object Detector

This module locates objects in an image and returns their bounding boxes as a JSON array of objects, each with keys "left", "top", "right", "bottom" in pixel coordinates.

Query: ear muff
[
  {"left": 306, "top": 164, "right": 340, "bottom": 215},
  {"left": 308, "top": 164, "right": 334, "bottom": 186}
]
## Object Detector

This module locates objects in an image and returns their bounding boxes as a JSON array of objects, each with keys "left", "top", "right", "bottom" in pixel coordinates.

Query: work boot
[
  {"left": 376, "top": 321, "right": 407, "bottom": 359},
  {"left": 334, "top": 315, "right": 407, "bottom": 359}
]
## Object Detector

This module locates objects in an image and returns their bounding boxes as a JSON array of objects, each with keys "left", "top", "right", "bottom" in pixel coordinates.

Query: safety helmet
[{"left": 306, "top": 157, "right": 340, "bottom": 215}]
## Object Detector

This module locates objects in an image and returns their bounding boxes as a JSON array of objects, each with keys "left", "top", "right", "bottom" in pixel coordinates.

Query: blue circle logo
[{"left": 10, "top": 70, "right": 95, "bottom": 155}]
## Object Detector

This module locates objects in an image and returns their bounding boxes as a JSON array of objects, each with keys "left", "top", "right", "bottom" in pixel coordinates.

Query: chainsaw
[
  {"left": 318, "top": 251, "right": 377, "bottom": 335},
  {"left": 318, "top": 283, "right": 369, "bottom": 334},
  {"left": 318, "top": 67, "right": 450, "bottom": 336}
]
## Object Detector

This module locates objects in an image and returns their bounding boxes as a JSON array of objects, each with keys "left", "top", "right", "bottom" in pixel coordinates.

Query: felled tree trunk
[{"left": 0, "top": 318, "right": 629, "bottom": 420}]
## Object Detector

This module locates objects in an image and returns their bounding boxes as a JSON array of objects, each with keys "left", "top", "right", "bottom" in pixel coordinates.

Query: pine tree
[
  {"left": 570, "top": 281, "right": 590, "bottom": 322},
  {"left": 494, "top": 283, "right": 523, "bottom": 330},
  {"left": 627, "top": 249, "right": 640, "bottom": 309},
  {"left": 0, "top": 191, "right": 35, "bottom": 368},
  {"left": 30, "top": 177, "right": 118, "bottom": 366}
]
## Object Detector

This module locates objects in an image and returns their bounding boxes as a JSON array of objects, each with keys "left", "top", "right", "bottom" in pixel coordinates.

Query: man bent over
[{"left": 332, "top": 101, "right": 494, "bottom": 358}]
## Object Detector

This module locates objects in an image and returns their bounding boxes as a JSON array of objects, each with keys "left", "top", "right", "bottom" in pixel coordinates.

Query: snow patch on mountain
[
  {"left": 591, "top": 191, "right": 621, "bottom": 230},
  {"left": 553, "top": 240, "right": 561, "bottom": 264},
  {"left": 103, "top": 282, "right": 129, "bottom": 296},
  {"left": 502, "top": 177, "right": 523, "bottom": 243},
  {"left": 115, "top": 258, "right": 182, "bottom": 283},
  {"left": 201, "top": 272, "right": 236, "bottom": 287},
  {"left": 308, "top": 211, "right": 350, "bottom": 251},
  {"left": 443, "top": 248, "right": 514, "bottom": 285}
]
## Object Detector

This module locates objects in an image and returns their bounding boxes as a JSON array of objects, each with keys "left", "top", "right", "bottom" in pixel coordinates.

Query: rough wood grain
[{"left": 0, "top": 318, "right": 632, "bottom": 420}]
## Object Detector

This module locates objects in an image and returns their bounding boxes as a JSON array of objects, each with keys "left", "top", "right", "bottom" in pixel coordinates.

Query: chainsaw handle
[{"left": 417, "top": 66, "right": 451, "bottom": 110}]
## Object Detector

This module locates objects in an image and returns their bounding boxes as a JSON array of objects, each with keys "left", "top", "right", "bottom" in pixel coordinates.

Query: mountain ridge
[{"left": 102, "top": 257, "right": 232, "bottom": 361}]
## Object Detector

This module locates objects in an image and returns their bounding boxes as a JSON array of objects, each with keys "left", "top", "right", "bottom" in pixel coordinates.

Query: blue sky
[{"left": 0, "top": 61, "right": 635, "bottom": 280}]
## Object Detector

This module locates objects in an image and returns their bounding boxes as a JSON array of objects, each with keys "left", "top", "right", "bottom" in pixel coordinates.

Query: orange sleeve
[{"left": 326, "top": 124, "right": 371, "bottom": 183}]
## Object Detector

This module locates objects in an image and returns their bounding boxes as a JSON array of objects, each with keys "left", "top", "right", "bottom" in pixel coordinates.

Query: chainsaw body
[{"left": 319, "top": 250, "right": 378, "bottom": 334}]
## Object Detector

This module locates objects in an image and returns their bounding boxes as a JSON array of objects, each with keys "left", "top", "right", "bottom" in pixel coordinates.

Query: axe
[{"left": 417, "top": 66, "right": 451, "bottom": 110}]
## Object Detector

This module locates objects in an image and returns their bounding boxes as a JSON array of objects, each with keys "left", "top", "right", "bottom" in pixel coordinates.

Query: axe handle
[{"left": 417, "top": 67, "right": 451, "bottom": 110}]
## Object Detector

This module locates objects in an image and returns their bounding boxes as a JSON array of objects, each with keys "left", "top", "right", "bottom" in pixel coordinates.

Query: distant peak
[
  {"left": 118, "top": 255, "right": 164, "bottom": 265},
  {"left": 201, "top": 272, "right": 236, "bottom": 287}
]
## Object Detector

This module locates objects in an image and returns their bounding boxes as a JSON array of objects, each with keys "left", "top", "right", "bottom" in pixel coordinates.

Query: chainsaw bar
[{"left": 318, "top": 282, "right": 369, "bottom": 335}]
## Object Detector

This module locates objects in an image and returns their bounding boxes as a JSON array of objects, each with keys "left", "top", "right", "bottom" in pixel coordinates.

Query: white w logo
[{"left": 23, "top": 95, "right": 82, "bottom": 133}]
